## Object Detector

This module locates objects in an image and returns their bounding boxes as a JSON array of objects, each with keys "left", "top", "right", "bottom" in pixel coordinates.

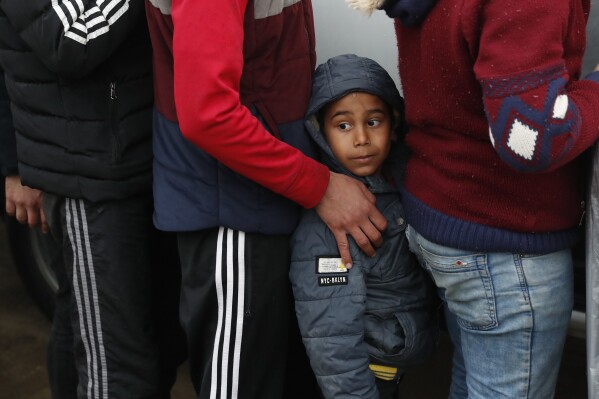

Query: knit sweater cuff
[{"left": 382, "top": 0, "right": 438, "bottom": 26}]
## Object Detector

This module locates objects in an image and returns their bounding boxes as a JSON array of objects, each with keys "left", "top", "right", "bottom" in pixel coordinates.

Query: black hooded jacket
[{"left": 0, "top": 0, "right": 153, "bottom": 201}]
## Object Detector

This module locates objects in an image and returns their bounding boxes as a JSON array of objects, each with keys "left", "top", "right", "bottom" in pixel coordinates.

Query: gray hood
[{"left": 305, "top": 54, "right": 405, "bottom": 193}]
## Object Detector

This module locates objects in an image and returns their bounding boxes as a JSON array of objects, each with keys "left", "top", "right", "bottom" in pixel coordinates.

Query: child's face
[{"left": 322, "top": 92, "right": 393, "bottom": 176}]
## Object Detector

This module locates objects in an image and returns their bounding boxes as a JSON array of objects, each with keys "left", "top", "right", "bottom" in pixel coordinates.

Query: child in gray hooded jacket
[{"left": 289, "top": 54, "right": 438, "bottom": 399}]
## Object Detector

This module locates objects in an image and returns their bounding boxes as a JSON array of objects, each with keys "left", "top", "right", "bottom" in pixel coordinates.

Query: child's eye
[
  {"left": 368, "top": 119, "right": 381, "bottom": 127},
  {"left": 338, "top": 122, "right": 351, "bottom": 131}
]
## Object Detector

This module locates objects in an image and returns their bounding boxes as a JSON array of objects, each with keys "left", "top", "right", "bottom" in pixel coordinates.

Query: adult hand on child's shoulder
[{"left": 315, "top": 171, "right": 387, "bottom": 269}]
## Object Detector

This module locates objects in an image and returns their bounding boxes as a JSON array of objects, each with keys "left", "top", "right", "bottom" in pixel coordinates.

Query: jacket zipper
[{"left": 109, "top": 82, "right": 121, "bottom": 163}]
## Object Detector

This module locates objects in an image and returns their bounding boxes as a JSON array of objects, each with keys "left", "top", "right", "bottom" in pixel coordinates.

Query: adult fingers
[
  {"left": 359, "top": 183, "right": 388, "bottom": 232},
  {"left": 358, "top": 218, "right": 384, "bottom": 250},
  {"left": 352, "top": 183, "right": 385, "bottom": 249},
  {"left": 331, "top": 230, "right": 353, "bottom": 269},
  {"left": 40, "top": 208, "right": 49, "bottom": 234},
  {"left": 359, "top": 181, "right": 377, "bottom": 203},
  {"left": 348, "top": 225, "right": 376, "bottom": 258},
  {"left": 26, "top": 205, "right": 41, "bottom": 228},
  {"left": 14, "top": 206, "right": 27, "bottom": 224},
  {"left": 5, "top": 197, "right": 16, "bottom": 216},
  {"left": 316, "top": 172, "right": 386, "bottom": 262}
]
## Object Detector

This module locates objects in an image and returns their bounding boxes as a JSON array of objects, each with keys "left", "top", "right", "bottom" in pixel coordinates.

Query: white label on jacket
[{"left": 317, "top": 257, "right": 347, "bottom": 274}]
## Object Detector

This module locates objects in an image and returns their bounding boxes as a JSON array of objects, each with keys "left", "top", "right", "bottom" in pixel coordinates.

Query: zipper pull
[{"left": 110, "top": 82, "right": 117, "bottom": 100}]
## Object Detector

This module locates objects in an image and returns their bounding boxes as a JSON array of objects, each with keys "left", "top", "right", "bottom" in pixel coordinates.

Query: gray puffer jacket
[{"left": 290, "top": 54, "right": 438, "bottom": 399}]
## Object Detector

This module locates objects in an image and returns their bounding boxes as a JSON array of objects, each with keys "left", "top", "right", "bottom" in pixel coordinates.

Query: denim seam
[
  {"left": 513, "top": 254, "right": 531, "bottom": 303},
  {"left": 477, "top": 254, "right": 498, "bottom": 328},
  {"left": 512, "top": 254, "right": 534, "bottom": 397}
]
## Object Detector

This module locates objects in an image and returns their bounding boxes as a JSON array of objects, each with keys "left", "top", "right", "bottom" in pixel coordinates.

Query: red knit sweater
[{"left": 396, "top": 0, "right": 599, "bottom": 253}]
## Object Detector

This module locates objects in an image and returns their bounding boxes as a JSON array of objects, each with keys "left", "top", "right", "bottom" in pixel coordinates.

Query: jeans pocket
[{"left": 418, "top": 245, "right": 498, "bottom": 331}]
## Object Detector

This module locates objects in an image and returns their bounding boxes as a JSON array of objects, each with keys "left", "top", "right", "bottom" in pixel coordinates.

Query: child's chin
[{"left": 351, "top": 168, "right": 376, "bottom": 177}]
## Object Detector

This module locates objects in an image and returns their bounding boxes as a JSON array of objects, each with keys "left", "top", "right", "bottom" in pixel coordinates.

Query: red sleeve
[
  {"left": 471, "top": 0, "right": 599, "bottom": 173},
  {"left": 171, "top": 0, "right": 329, "bottom": 208}
]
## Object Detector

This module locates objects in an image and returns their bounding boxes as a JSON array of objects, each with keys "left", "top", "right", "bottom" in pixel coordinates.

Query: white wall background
[
  {"left": 311, "top": 0, "right": 401, "bottom": 90},
  {"left": 582, "top": 0, "right": 599, "bottom": 76}
]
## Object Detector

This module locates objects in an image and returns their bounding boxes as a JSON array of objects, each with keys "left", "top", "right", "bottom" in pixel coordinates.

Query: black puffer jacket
[
  {"left": 0, "top": 0, "right": 153, "bottom": 201},
  {"left": 0, "top": 70, "right": 16, "bottom": 177}
]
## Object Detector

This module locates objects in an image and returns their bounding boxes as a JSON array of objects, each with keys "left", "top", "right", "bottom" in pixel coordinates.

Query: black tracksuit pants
[
  {"left": 177, "top": 227, "right": 320, "bottom": 399},
  {"left": 43, "top": 193, "right": 186, "bottom": 399}
]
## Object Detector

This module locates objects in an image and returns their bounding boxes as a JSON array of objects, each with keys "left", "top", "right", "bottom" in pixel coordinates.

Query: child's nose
[{"left": 354, "top": 127, "right": 370, "bottom": 146}]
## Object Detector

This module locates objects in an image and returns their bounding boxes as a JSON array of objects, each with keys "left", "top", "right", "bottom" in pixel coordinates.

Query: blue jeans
[{"left": 406, "top": 226, "right": 573, "bottom": 399}]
